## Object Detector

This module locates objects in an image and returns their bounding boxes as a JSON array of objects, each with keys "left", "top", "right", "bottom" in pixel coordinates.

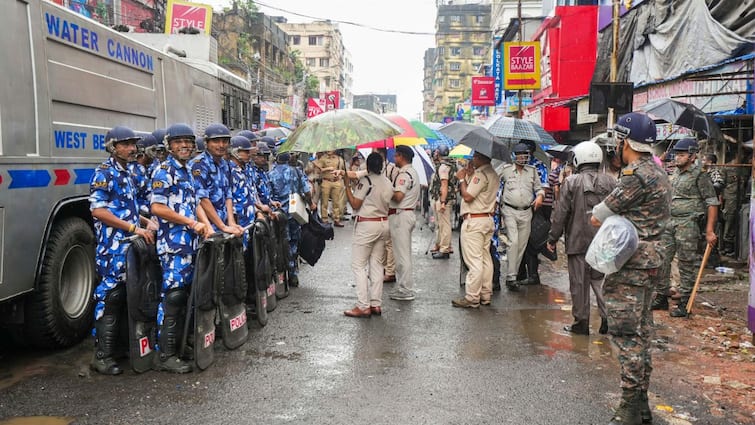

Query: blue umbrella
[{"left": 424, "top": 129, "right": 457, "bottom": 150}]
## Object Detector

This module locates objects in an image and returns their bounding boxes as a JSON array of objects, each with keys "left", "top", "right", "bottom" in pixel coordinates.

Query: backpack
[{"left": 430, "top": 160, "right": 458, "bottom": 202}]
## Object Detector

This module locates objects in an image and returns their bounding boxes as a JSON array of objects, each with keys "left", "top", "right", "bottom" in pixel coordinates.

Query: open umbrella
[
  {"left": 640, "top": 98, "right": 723, "bottom": 140},
  {"left": 256, "top": 126, "right": 291, "bottom": 140},
  {"left": 409, "top": 120, "right": 439, "bottom": 140},
  {"left": 278, "top": 109, "right": 402, "bottom": 153},
  {"left": 483, "top": 115, "right": 556, "bottom": 146},
  {"left": 438, "top": 121, "right": 511, "bottom": 161},
  {"left": 545, "top": 144, "right": 572, "bottom": 162},
  {"left": 449, "top": 144, "right": 472, "bottom": 159},
  {"left": 357, "top": 114, "right": 428, "bottom": 148}
]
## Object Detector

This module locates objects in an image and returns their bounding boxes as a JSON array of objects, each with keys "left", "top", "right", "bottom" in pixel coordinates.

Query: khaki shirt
[
  {"left": 352, "top": 174, "right": 392, "bottom": 217},
  {"left": 460, "top": 163, "right": 498, "bottom": 216},
  {"left": 499, "top": 163, "right": 544, "bottom": 208},
  {"left": 390, "top": 164, "right": 420, "bottom": 209},
  {"left": 314, "top": 154, "right": 344, "bottom": 181}
]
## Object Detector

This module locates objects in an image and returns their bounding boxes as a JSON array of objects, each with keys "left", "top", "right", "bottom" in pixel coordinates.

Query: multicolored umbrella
[
  {"left": 448, "top": 144, "right": 472, "bottom": 159},
  {"left": 360, "top": 114, "right": 428, "bottom": 148},
  {"left": 483, "top": 115, "right": 556, "bottom": 146},
  {"left": 278, "top": 109, "right": 402, "bottom": 153}
]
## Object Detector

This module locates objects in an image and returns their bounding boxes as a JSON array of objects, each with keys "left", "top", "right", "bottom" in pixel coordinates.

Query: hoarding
[
  {"left": 504, "top": 42, "right": 541, "bottom": 90},
  {"left": 165, "top": 0, "right": 212, "bottom": 35}
]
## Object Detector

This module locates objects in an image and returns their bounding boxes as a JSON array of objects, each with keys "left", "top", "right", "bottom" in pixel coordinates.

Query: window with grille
[
  {"left": 449, "top": 62, "right": 461, "bottom": 71},
  {"left": 320, "top": 58, "right": 329, "bottom": 67},
  {"left": 449, "top": 79, "right": 461, "bottom": 88},
  {"left": 450, "top": 47, "right": 461, "bottom": 56},
  {"left": 292, "top": 35, "right": 300, "bottom": 45}
]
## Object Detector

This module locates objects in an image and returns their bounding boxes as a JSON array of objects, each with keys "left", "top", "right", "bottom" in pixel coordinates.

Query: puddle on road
[
  {"left": 0, "top": 417, "right": 74, "bottom": 425},
  {"left": 0, "top": 363, "right": 49, "bottom": 392}
]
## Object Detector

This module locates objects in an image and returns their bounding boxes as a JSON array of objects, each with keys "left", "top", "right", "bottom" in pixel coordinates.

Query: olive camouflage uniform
[
  {"left": 598, "top": 156, "right": 671, "bottom": 393},
  {"left": 658, "top": 164, "right": 718, "bottom": 302}
]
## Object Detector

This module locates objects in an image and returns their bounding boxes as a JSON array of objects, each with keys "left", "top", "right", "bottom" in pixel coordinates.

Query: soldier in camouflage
[
  {"left": 653, "top": 139, "right": 718, "bottom": 317},
  {"left": 429, "top": 145, "right": 457, "bottom": 259},
  {"left": 591, "top": 112, "right": 671, "bottom": 425}
]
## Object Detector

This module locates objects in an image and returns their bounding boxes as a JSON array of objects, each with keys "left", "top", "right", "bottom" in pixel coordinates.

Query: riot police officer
[
  {"left": 190, "top": 123, "right": 244, "bottom": 236},
  {"left": 89, "top": 126, "right": 155, "bottom": 375},
  {"left": 591, "top": 112, "right": 671, "bottom": 425},
  {"left": 150, "top": 123, "right": 212, "bottom": 373},
  {"left": 268, "top": 152, "right": 315, "bottom": 287},
  {"left": 228, "top": 135, "right": 260, "bottom": 230},
  {"left": 654, "top": 138, "right": 718, "bottom": 317}
]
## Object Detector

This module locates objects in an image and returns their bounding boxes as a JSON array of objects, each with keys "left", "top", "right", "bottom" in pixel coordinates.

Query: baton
[{"left": 686, "top": 243, "right": 712, "bottom": 315}]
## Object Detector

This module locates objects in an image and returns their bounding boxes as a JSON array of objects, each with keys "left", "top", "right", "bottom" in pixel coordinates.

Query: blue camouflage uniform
[
  {"left": 268, "top": 162, "right": 311, "bottom": 279},
  {"left": 250, "top": 164, "right": 273, "bottom": 206},
  {"left": 151, "top": 154, "right": 200, "bottom": 327},
  {"left": 128, "top": 162, "right": 151, "bottom": 216},
  {"left": 89, "top": 157, "right": 140, "bottom": 323},
  {"left": 230, "top": 161, "right": 258, "bottom": 228},
  {"left": 190, "top": 151, "right": 232, "bottom": 228}
]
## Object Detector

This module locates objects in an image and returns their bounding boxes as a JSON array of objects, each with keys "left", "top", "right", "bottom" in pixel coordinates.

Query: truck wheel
[{"left": 25, "top": 217, "right": 96, "bottom": 348}]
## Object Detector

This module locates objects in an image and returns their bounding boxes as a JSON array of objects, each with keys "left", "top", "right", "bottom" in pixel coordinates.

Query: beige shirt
[
  {"left": 437, "top": 163, "right": 450, "bottom": 180},
  {"left": 390, "top": 164, "right": 421, "bottom": 209},
  {"left": 352, "top": 174, "right": 392, "bottom": 217},
  {"left": 499, "top": 163, "right": 544, "bottom": 208},
  {"left": 314, "top": 154, "right": 344, "bottom": 180},
  {"left": 460, "top": 163, "right": 498, "bottom": 216}
]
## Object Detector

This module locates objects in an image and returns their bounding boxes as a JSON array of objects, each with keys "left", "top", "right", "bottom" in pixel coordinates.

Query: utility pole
[
  {"left": 608, "top": 0, "right": 620, "bottom": 131},
  {"left": 517, "top": 0, "right": 523, "bottom": 118}
]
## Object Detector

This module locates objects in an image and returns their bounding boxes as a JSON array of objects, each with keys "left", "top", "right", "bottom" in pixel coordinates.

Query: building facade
[
  {"left": 279, "top": 21, "right": 352, "bottom": 106},
  {"left": 427, "top": 2, "right": 492, "bottom": 122}
]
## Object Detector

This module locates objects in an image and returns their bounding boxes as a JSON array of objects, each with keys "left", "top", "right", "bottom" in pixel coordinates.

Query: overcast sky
[{"left": 205, "top": 0, "right": 438, "bottom": 119}]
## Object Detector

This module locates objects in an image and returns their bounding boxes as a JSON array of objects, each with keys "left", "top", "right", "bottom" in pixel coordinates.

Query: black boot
[
  {"left": 90, "top": 286, "right": 125, "bottom": 375},
  {"left": 639, "top": 390, "right": 652, "bottom": 424},
  {"left": 564, "top": 320, "right": 589, "bottom": 335},
  {"left": 670, "top": 299, "right": 688, "bottom": 318},
  {"left": 154, "top": 316, "right": 192, "bottom": 373},
  {"left": 599, "top": 317, "right": 609, "bottom": 335},
  {"left": 650, "top": 294, "right": 668, "bottom": 311},
  {"left": 153, "top": 289, "right": 192, "bottom": 373},
  {"left": 608, "top": 389, "right": 642, "bottom": 425},
  {"left": 91, "top": 314, "right": 123, "bottom": 375}
]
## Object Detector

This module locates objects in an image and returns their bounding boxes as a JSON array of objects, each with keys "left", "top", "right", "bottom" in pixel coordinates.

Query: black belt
[{"left": 504, "top": 202, "right": 531, "bottom": 211}]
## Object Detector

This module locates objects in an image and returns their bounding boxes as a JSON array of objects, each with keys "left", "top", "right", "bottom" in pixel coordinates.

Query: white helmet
[{"left": 572, "top": 141, "right": 603, "bottom": 169}]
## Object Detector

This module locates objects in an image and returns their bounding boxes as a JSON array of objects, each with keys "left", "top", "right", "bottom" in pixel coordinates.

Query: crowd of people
[{"left": 89, "top": 111, "right": 750, "bottom": 424}]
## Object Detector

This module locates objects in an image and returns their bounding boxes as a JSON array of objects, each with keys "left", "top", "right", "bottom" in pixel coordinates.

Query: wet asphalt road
[{"left": 0, "top": 215, "right": 727, "bottom": 424}]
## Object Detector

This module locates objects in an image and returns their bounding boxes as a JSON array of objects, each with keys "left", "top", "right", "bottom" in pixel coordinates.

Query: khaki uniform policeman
[
  {"left": 388, "top": 146, "right": 421, "bottom": 301},
  {"left": 500, "top": 143, "right": 544, "bottom": 290},
  {"left": 342, "top": 152, "right": 393, "bottom": 317},
  {"left": 452, "top": 151, "right": 498, "bottom": 308},
  {"left": 314, "top": 151, "right": 345, "bottom": 226}
]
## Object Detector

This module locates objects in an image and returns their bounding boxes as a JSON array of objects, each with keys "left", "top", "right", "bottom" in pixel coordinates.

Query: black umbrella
[
  {"left": 640, "top": 98, "right": 723, "bottom": 140},
  {"left": 545, "top": 144, "right": 572, "bottom": 162},
  {"left": 438, "top": 122, "right": 511, "bottom": 161}
]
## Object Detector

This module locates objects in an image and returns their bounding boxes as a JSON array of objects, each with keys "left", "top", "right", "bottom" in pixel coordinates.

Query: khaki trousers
[
  {"left": 433, "top": 200, "right": 452, "bottom": 253},
  {"left": 461, "top": 216, "right": 494, "bottom": 303},
  {"left": 320, "top": 179, "right": 343, "bottom": 222},
  {"left": 388, "top": 211, "right": 416, "bottom": 294},
  {"left": 502, "top": 205, "right": 532, "bottom": 281},
  {"left": 351, "top": 220, "right": 389, "bottom": 309},
  {"left": 384, "top": 232, "right": 395, "bottom": 276}
]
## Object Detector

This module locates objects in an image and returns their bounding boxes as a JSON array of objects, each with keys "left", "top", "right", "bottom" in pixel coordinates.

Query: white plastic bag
[{"left": 586, "top": 215, "right": 639, "bottom": 275}]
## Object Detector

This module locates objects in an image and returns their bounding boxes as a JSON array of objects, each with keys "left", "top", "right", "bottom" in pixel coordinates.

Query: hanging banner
[
  {"left": 324, "top": 91, "right": 340, "bottom": 110},
  {"left": 164, "top": 0, "right": 213, "bottom": 35},
  {"left": 492, "top": 37, "right": 503, "bottom": 105},
  {"left": 504, "top": 41, "right": 541, "bottom": 90},
  {"left": 307, "top": 98, "right": 325, "bottom": 118},
  {"left": 471, "top": 77, "right": 496, "bottom": 106}
]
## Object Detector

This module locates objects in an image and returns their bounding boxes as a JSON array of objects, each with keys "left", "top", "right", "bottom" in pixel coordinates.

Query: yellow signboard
[
  {"left": 164, "top": 0, "right": 213, "bottom": 35},
  {"left": 503, "top": 41, "right": 541, "bottom": 90}
]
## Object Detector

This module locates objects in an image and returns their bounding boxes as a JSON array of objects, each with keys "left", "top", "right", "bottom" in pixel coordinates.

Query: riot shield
[
  {"left": 186, "top": 238, "right": 219, "bottom": 371},
  {"left": 258, "top": 218, "right": 277, "bottom": 312},
  {"left": 217, "top": 236, "right": 249, "bottom": 350},
  {"left": 125, "top": 238, "right": 161, "bottom": 373},
  {"left": 245, "top": 222, "right": 268, "bottom": 327},
  {"left": 270, "top": 211, "right": 290, "bottom": 299}
]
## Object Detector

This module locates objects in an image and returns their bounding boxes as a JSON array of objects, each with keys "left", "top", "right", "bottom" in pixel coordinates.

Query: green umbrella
[
  {"left": 278, "top": 109, "right": 402, "bottom": 153},
  {"left": 409, "top": 120, "right": 439, "bottom": 140}
]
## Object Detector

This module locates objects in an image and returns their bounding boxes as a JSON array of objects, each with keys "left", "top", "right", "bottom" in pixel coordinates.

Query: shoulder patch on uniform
[
  {"left": 622, "top": 169, "right": 634, "bottom": 176},
  {"left": 92, "top": 180, "right": 108, "bottom": 188},
  {"left": 98, "top": 163, "right": 110, "bottom": 169},
  {"left": 152, "top": 181, "right": 164, "bottom": 189},
  {"left": 357, "top": 182, "right": 363, "bottom": 190},
  {"left": 192, "top": 169, "right": 202, "bottom": 176},
  {"left": 398, "top": 178, "right": 405, "bottom": 186},
  {"left": 160, "top": 164, "right": 169, "bottom": 169},
  {"left": 472, "top": 176, "right": 480, "bottom": 184}
]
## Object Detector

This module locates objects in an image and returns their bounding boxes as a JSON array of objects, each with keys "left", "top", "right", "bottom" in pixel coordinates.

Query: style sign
[
  {"left": 471, "top": 77, "right": 496, "bottom": 106},
  {"left": 164, "top": 0, "right": 213, "bottom": 35},
  {"left": 504, "top": 42, "right": 541, "bottom": 90}
]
